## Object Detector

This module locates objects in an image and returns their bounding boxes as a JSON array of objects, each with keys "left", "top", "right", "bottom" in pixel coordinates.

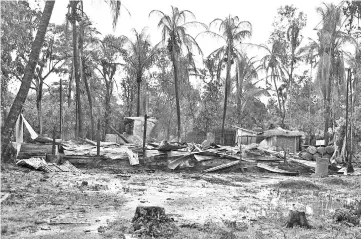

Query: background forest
[{"left": 1, "top": 1, "right": 360, "bottom": 154}]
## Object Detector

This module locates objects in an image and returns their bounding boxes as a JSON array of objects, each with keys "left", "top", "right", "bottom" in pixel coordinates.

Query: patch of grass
[
  {"left": 274, "top": 179, "right": 321, "bottom": 190},
  {"left": 322, "top": 177, "right": 350, "bottom": 186}
]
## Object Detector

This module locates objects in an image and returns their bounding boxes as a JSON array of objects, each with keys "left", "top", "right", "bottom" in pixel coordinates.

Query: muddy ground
[{"left": 1, "top": 161, "right": 361, "bottom": 239}]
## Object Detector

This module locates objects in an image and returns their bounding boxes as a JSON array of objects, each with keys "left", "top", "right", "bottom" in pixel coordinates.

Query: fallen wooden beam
[
  {"left": 110, "top": 125, "right": 130, "bottom": 143},
  {"left": 83, "top": 138, "right": 97, "bottom": 146},
  {"left": 168, "top": 152, "right": 198, "bottom": 170},
  {"left": 203, "top": 160, "right": 239, "bottom": 173},
  {"left": 125, "top": 147, "right": 139, "bottom": 165},
  {"left": 289, "top": 158, "right": 316, "bottom": 169},
  {"left": 257, "top": 163, "right": 299, "bottom": 176}
]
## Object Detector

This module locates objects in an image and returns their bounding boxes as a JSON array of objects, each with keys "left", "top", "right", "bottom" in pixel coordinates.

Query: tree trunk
[
  {"left": 60, "top": 78, "right": 63, "bottom": 139},
  {"left": 82, "top": 62, "right": 94, "bottom": 139},
  {"left": 221, "top": 44, "right": 232, "bottom": 144},
  {"left": 72, "top": 2, "right": 82, "bottom": 139},
  {"left": 79, "top": 20, "right": 94, "bottom": 139},
  {"left": 136, "top": 77, "right": 141, "bottom": 117},
  {"left": 104, "top": 85, "right": 112, "bottom": 135},
  {"left": 104, "top": 96, "right": 111, "bottom": 135},
  {"left": 171, "top": 39, "right": 181, "bottom": 141},
  {"left": 1, "top": 0, "right": 55, "bottom": 162},
  {"left": 236, "top": 67, "right": 243, "bottom": 125},
  {"left": 272, "top": 68, "right": 283, "bottom": 124},
  {"left": 36, "top": 77, "right": 44, "bottom": 135}
]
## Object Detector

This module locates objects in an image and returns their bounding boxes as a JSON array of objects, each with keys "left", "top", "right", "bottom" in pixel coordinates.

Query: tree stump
[
  {"left": 307, "top": 146, "right": 317, "bottom": 155},
  {"left": 132, "top": 206, "right": 177, "bottom": 237},
  {"left": 285, "top": 210, "right": 312, "bottom": 228}
]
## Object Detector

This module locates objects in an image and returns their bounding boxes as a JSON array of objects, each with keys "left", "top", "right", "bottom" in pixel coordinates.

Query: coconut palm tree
[
  {"left": 66, "top": 0, "right": 127, "bottom": 138},
  {"left": 299, "top": 3, "right": 352, "bottom": 144},
  {"left": 235, "top": 56, "right": 262, "bottom": 125},
  {"left": 199, "top": 15, "right": 252, "bottom": 143},
  {"left": 260, "top": 41, "right": 287, "bottom": 127},
  {"left": 1, "top": 1, "right": 55, "bottom": 161},
  {"left": 123, "top": 28, "right": 159, "bottom": 117},
  {"left": 149, "top": 6, "right": 204, "bottom": 141}
]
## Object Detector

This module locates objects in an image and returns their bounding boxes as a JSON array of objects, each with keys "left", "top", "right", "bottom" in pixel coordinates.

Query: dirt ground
[{"left": 1, "top": 161, "right": 361, "bottom": 239}]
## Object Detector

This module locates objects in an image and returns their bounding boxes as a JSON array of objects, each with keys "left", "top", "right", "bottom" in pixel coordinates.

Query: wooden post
[
  {"left": 97, "top": 119, "right": 100, "bottom": 156},
  {"left": 52, "top": 126, "right": 56, "bottom": 155},
  {"left": 59, "top": 78, "right": 63, "bottom": 139}
]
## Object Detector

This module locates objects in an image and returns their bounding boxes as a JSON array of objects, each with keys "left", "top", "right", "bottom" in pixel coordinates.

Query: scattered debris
[
  {"left": 257, "top": 163, "right": 299, "bottom": 176},
  {"left": 203, "top": 160, "right": 240, "bottom": 173},
  {"left": 16, "top": 157, "right": 80, "bottom": 173},
  {"left": 124, "top": 146, "right": 139, "bottom": 165}
]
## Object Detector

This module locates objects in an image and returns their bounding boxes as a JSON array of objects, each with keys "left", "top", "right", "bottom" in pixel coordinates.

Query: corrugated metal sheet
[{"left": 16, "top": 158, "right": 80, "bottom": 173}]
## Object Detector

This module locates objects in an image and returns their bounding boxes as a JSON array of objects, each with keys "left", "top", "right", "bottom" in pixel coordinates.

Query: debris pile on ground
[
  {"left": 15, "top": 132, "right": 348, "bottom": 176},
  {"left": 131, "top": 206, "right": 178, "bottom": 238},
  {"left": 16, "top": 157, "right": 80, "bottom": 173},
  {"left": 299, "top": 145, "right": 336, "bottom": 161}
]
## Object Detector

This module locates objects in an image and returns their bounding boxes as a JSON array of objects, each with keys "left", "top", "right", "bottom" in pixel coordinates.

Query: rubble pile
[{"left": 299, "top": 145, "right": 336, "bottom": 161}]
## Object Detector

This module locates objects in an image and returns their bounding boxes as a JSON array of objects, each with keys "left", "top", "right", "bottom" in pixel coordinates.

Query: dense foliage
[{"left": 1, "top": 1, "right": 360, "bottom": 152}]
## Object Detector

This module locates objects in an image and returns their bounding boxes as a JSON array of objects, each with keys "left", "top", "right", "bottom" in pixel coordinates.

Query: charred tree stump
[
  {"left": 285, "top": 210, "right": 312, "bottom": 229},
  {"left": 132, "top": 206, "right": 177, "bottom": 237}
]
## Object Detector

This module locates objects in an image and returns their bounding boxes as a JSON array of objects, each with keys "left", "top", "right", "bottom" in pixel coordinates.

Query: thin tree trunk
[
  {"left": 136, "top": 78, "right": 141, "bottom": 116},
  {"left": 36, "top": 77, "right": 44, "bottom": 135},
  {"left": 272, "top": 68, "right": 283, "bottom": 124},
  {"left": 79, "top": 20, "right": 94, "bottom": 139},
  {"left": 72, "top": 2, "right": 82, "bottom": 139},
  {"left": 104, "top": 87, "right": 111, "bottom": 135},
  {"left": 60, "top": 78, "right": 63, "bottom": 139},
  {"left": 221, "top": 44, "right": 232, "bottom": 144},
  {"left": 236, "top": 67, "right": 244, "bottom": 125},
  {"left": 1, "top": 0, "right": 55, "bottom": 161},
  {"left": 82, "top": 63, "right": 94, "bottom": 139},
  {"left": 171, "top": 39, "right": 181, "bottom": 141}
]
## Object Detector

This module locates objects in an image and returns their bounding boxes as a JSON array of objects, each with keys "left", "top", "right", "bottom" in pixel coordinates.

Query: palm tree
[
  {"left": 1, "top": 1, "right": 55, "bottom": 161},
  {"left": 199, "top": 16, "right": 252, "bottom": 143},
  {"left": 149, "top": 6, "right": 204, "bottom": 141},
  {"left": 299, "top": 3, "right": 350, "bottom": 144},
  {"left": 123, "top": 28, "right": 158, "bottom": 116},
  {"left": 235, "top": 56, "right": 261, "bottom": 125},
  {"left": 66, "top": 0, "right": 126, "bottom": 138},
  {"left": 260, "top": 41, "right": 288, "bottom": 127}
]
